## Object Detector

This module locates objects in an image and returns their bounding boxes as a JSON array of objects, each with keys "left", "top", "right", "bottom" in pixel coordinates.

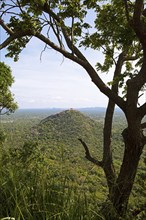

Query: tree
[
  {"left": 0, "top": 0, "right": 146, "bottom": 218},
  {"left": 0, "top": 62, "right": 18, "bottom": 115}
]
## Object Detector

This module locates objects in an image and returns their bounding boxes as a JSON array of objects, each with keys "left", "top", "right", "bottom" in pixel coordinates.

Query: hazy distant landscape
[{"left": 0, "top": 107, "right": 124, "bottom": 122}]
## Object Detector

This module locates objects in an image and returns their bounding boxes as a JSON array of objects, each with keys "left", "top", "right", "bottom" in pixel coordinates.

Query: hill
[
  {"left": 31, "top": 109, "right": 103, "bottom": 157},
  {"left": 1, "top": 109, "right": 145, "bottom": 219}
]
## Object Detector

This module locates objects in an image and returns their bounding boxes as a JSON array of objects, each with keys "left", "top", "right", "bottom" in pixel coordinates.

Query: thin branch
[
  {"left": 101, "top": 45, "right": 117, "bottom": 65},
  {"left": 11, "top": 0, "right": 18, "bottom": 6},
  {"left": 124, "top": 54, "right": 140, "bottom": 61},
  {"left": 71, "top": 15, "right": 74, "bottom": 55},
  {"left": 78, "top": 138, "right": 103, "bottom": 167},
  {"left": 0, "top": 5, "right": 19, "bottom": 18},
  {"left": 43, "top": 3, "right": 88, "bottom": 61},
  {"left": 49, "top": 17, "right": 64, "bottom": 49},
  {"left": 16, "top": 0, "right": 25, "bottom": 14},
  {"left": 40, "top": 43, "right": 48, "bottom": 62},
  {"left": 34, "top": 32, "right": 87, "bottom": 67}
]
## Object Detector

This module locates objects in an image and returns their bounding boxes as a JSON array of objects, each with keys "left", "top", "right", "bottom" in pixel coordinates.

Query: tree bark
[
  {"left": 109, "top": 127, "right": 144, "bottom": 218},
  {"left": 103, "top": 52, "right": 125, "bottom": 193},
  {"left": 103, "top": 100, "right": 116, "bottom": 192}
]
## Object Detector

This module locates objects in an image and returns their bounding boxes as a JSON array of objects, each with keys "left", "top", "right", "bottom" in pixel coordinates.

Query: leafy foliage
[
  {"left": 0, "top": 62, "right": 18, "bottom": 115},
  {"left": 0, "top": 109, "right": 145, "bottom": 219}
]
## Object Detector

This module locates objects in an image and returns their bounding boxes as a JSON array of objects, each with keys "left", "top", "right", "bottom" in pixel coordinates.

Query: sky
[
  {"left": 0, "top": 2, "right": 117, "bottom": 110},
  {"left": 1, "top": 18, "right": 145, "bottom": 110},
  {"left": 1, "top": 33, "right": 114, "bottom": 109}
]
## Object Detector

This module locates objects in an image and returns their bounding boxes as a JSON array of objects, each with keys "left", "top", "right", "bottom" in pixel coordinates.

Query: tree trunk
[
  {"left": 103, "top": 99, "right": 116, "bottom": 193},
  {"left": 103, "top": 52, "right": 125, "bottom": 193},
  {"left": 109, "top": 128, "right": 144, "bottom": 218}
]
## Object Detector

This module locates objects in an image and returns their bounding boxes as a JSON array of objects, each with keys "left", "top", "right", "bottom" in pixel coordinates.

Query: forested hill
[
  {"left": 1, "top": 109, "right": 145, "bottom": 219},
  {"left": 31, "top": 109, "right": 103, "bottom": 155}
]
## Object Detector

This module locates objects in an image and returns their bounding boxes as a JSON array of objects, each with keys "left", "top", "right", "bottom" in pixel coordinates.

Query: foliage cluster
[{"left": 0, "top": 62, "right": 18, "bottom": 115}]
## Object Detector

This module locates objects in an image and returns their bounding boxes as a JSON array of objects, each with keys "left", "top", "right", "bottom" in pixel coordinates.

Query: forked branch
[{"left": 78, "top": 138, "right": 103, "bottom": 167}]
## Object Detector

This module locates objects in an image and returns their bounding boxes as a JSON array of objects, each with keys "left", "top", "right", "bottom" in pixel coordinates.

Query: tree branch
[
  {"left": 42, "top": 3, "right": 88, "bottom": 62},
  {"left": 102, "top": 52, "right": 125, "bottom": 191},
  {"left": 78, "top": 138, "right": 103, "bottom": 167},
  {"left": 35, "top": 32, "right": 87, "bottom": 67},
  {"left": 49, "top": 17, "right": 64, "bottom": 49},
  {"left": 133, "top": 0, "right": 144, "bottom": 25},
  {"left": 123, "top": 0, "right": 130, "bottom": 23},
  {"left": 132, "top": 0, "right": 145, "bottom": 45},
  {"left": 124, "top": 54, "right": 140, "bottom": 61},
  {"left": 126, "top": 56, "right": 146, "bottom": 123},
  {"left": 0, "top": 29, "right": 32, "bottom": 49},
  {"left": 0, "top": 19, "right": 14, "bottom": 35},
  {"left": 0, "top": 36, "right": 16, "bottom": 49}
]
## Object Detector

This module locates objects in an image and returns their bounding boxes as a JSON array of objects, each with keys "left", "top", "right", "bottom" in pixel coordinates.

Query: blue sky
[
  {"left": 1, "top": 31, "right": 145, "bottom": 109},
  {"left": 1, "top": 34, "right": 114, "bottom": 109},
  {"left": 1, "top": 2, "right": 145, "bottom": 110}
]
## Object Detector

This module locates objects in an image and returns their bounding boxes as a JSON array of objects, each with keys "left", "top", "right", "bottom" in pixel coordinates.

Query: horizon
[{"left": 16, "top": 106, "right": 107, "bottom": 110}]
